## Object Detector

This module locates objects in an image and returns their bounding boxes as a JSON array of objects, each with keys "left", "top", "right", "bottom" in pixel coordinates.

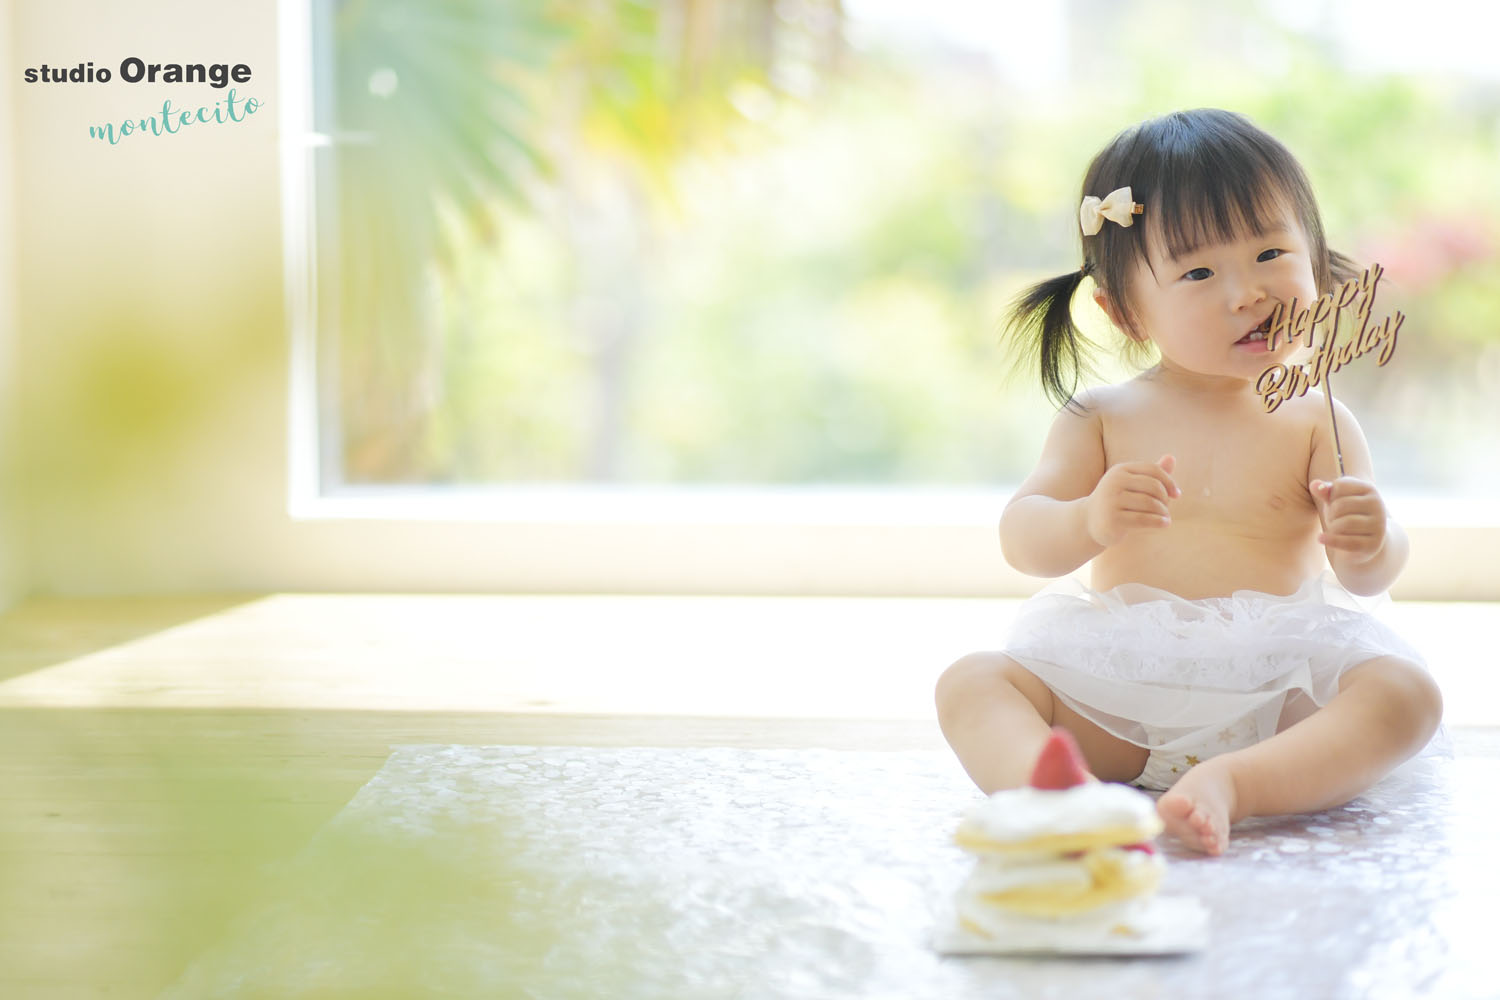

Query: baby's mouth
[{"left": 1236, "top": 316, "right": 1272, "bottom": 345}]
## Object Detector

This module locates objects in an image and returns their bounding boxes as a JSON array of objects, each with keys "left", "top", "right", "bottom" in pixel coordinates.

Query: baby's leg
[
  {"left": 935, "top": 652, "right": 1149, "bottom": 793},
  {"left": 1159, "top": 655, "right": 1442, "bottom": 855}
]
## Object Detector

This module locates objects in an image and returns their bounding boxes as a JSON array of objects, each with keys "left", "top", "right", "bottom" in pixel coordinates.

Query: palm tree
[{"left": 320, "top": 0, "right": 847, "bottom": 484}]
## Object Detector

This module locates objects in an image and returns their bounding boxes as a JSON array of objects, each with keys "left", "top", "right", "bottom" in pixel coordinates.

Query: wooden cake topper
[{"left": 1255, "top": 264, "right": 1403, "bottom": 475}]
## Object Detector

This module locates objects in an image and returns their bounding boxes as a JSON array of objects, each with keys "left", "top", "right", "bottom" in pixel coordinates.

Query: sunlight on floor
[{"left": 0, "top": 595, "right": 1493, "bottom": 726}]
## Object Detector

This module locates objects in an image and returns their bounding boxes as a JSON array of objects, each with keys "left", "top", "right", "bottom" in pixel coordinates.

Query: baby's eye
[
  {"left": 1258, "top": 248, "right": 1284, "bottom": 262},
  {"left": 1183, "top": 267, "right": 1213, "bottom": 282}
]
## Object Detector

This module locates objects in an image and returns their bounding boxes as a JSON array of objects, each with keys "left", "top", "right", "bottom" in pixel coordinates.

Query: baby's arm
[
  {"left": 1000, "top": 395, "right": 1180, "bottom": 577},
  {"left": 1309, "top": 397, "right": 1409, "bottom": 596}
]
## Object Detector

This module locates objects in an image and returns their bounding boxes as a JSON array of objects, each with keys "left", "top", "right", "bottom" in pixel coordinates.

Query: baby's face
[{"left": 1124, "top": 202, "right": 1319, "bottom": 386}]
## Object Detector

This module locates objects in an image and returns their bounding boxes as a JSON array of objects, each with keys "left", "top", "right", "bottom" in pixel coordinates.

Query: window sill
[{"left": 270, "top": 487, "right": 1500, "bottom": 600}]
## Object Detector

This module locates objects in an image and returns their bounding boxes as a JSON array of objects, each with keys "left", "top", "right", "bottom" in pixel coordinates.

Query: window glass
[{"left": 309, "top": 0, "right": 1500, "bottom": 496}]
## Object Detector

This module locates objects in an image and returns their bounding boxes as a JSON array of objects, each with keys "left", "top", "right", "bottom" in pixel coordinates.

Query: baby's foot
[{"left": 1156, "top": 760, "right": 1239, "bottom": 856}]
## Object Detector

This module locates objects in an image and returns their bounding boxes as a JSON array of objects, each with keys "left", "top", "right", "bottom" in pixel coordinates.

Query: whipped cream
[
  {"left": 960, "top": 847, "right": 1162, "bottom": 893},
  {"left": 961, "top": 856, "right": 1093, "bottom": 894},
  {"left": 959, "top": 783, "right": 1159, "bottom": 842}
]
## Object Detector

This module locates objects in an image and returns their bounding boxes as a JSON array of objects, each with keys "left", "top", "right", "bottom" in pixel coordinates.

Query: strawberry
[{"left": 1028, "top": 727, "right": 1091, "bottom": 790}]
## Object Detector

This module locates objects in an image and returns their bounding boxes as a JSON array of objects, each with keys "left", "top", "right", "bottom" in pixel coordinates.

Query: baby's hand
[
  {"left": 1311, "top": 477, "right": 1387, "bottom": 562},
  {"left": 1086, "top": 455, "right": 1180, "bottom": 548}
]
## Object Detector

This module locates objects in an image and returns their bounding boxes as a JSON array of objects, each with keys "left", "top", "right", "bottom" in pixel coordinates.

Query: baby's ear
[{"left": 1092, "top": 287, "right": 1144, "bottom": 341}]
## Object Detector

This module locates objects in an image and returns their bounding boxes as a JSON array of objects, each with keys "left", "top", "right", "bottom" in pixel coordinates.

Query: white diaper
[
  {"left": 1134, "top": 715, "right": 1263, "bottom": 792},
  {"left": 1002, "top": 574, "right": 1430, "bottom": 791}
]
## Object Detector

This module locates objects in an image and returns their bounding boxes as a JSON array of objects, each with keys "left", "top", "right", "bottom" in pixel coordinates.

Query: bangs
[
  {"left": 1102, "top": 109, "right": 1318, "bottom": 264},
  {"left": 1150, "top": 166, "right": 1295, "bottom": 262}
]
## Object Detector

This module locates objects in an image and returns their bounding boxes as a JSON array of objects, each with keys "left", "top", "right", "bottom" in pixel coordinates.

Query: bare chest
[{"left": 1100, "top": 408, "right": 1318, "bottom": 534}]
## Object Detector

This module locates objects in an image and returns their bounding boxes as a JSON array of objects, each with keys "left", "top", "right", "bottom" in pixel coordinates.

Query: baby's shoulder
[
  {"left": 1264, "top": 387, "right": 1361, "bottom": 435},
  {"left": 1070, "top": 382, "right": 1131, "bottom": 417},
  {"left": 1072, "top": 379, "right": 1165, "bottom": 424}
]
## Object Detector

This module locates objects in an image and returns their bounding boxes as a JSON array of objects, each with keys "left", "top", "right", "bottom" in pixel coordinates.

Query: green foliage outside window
[{"left": 320, "top": 0, "right": 1500, "bottom": 493}]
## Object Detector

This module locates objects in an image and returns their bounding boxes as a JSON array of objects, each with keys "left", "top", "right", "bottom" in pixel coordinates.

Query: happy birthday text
[{"left": 1255, "top": 264, "right": 1402, "bottom": 413}]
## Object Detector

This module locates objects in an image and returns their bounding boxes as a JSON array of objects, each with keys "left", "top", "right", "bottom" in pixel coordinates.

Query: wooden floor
[
  {"left": 0, "top": 593, "right": 1494, "bottom": 999},
  {"left": 0, "top": 595, "right": 956, "bottom": 999}
]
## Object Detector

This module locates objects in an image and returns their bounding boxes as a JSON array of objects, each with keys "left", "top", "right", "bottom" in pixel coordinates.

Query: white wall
[
  {"left": 0, "top": 0, "right": 25, "bottom": 611},
  {"left": 13, "top": 1, "right": 287, "bottom": 597}
]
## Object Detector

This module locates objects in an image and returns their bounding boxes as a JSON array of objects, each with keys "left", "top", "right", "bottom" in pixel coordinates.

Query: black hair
[{"left": 1006, "top": 108, "right": 1359, "bottom": 410}]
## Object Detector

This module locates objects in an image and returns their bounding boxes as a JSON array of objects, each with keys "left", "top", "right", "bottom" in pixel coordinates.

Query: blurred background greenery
[{"left": 317, "top": 0, "right": 1500, "bottom": 494}]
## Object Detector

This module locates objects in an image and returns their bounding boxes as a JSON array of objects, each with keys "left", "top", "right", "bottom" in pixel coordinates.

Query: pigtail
[
  {"left": 1005, "top": 267, "right": 1094, "bottom": 412},
  {"left": 1327, "top": 247, "right": 1360, "bottom": 288}
]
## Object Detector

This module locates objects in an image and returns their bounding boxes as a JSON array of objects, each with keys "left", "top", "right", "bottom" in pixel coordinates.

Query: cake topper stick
[{"left": 1323, "top": 311, "right": 1346, "bottom": 477}]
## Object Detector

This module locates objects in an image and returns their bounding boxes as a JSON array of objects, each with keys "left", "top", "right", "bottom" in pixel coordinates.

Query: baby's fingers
[
  {"left": 1119, "top": 510, "right": 1173, "bottom": 531},
  {"left": 1319, "top": 512, "right": 1384, "bottom": 548},
  {"left": 1124, "top": 472, "right": 1176, "bottom": 505},
  {"left": 1327, "top": 499, "right": 1383, "bottom": 525},
  {"left": 1325, "top": 511, "right": 1383, "bottom": 533},
  {"left": 1319, "top": 532, "right": 1380, "bottom": 552},
  {"left": 1149, "top": 456, "right": 1182, "bottom": 499},
  {"left": 1324, "top": 476, "right": 1377, "bottom": 501},
  {"left": 1119, "top": 492, "right": 1173, "bottom": 519}
]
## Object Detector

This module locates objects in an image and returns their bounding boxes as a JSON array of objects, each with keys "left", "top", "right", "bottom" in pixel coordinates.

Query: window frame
[{"left": 276, "top": 0, "right": 1500, "bottom": 600}]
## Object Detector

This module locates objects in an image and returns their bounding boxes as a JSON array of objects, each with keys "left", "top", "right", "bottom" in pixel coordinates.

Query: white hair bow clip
[{"left": 1079, "top": 186, "right": 1144, "bottom": 236}]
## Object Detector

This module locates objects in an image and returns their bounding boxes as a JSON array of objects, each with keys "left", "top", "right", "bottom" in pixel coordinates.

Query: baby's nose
[{"left": 1229, "top": 277, "right": 1267, "bottom": 311}]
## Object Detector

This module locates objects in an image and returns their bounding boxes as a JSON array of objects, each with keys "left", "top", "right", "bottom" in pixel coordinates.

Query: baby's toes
[
  {"left": 1156, "top": 791, "right": 1192, "bottom": 826},
  {"left": 1191, "top": 806, "right": 1226, "bottom": 855},
  {"left": 1156, "top": 792, "right": 1205, "bottom": 850},
  {"left": 1192, "top": 811, "right": 1218, "bottom": 852}
]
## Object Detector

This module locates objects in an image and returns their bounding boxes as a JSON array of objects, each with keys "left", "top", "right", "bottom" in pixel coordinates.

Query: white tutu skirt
[{"left": 1003, "top": 574, "right": 1429, "bottom": 758}]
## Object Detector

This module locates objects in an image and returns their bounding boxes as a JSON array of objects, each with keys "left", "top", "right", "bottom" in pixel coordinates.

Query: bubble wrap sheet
[{"left": 161, "top": 745, "right": 1498, "bottom": 999}]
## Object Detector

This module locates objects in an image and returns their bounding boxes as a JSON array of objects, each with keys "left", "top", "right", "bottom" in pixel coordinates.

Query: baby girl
[{"left": 935, "top": 109, "right": 1443, "bottom": 855}]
